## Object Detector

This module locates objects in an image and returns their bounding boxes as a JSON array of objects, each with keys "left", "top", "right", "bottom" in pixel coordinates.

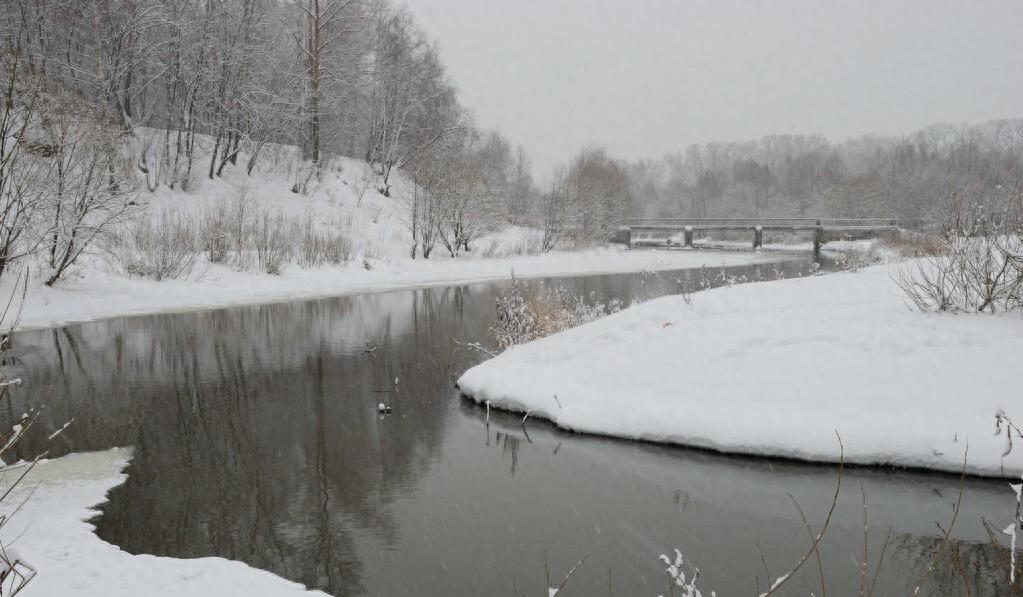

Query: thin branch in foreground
[
  {"left": 910, "top": 444, "right": 969, "bottom": 596},
  {"left": 787, "top": 493, "right": 827, "bottom": 597},
  {"left": 866, "top": 527, "right": 893, "bottom": 597},
  {"left": 859, "top": 484, "right": 868, "bottom": 597},
  {"left": 548, "top": 554, "right": 587, "bottom": 596},
  {"left": 759, "top": 432, "right": 844, "bottom": 597},
  {"left": 452, "top": 338, "right": 497, "bottom": 358}
]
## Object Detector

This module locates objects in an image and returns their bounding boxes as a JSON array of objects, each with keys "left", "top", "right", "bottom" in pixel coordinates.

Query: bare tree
[
  {"left": 564, "top": 147, "right": 633, "bottom": 242},
  {"left": 539, "top": 170, "right": 569, "bottom": 253},
  {"left": 292, "top": 0, "right": 361, "bottom": 174},
  {"left": 40, "top": 96, "right": 134, "bottom": 286},
  {"left": 0, "top": 39, "right": 48, "bottom": 278},
  {"left": 365, "top": 5, "right": 463, "bottom": 195}
]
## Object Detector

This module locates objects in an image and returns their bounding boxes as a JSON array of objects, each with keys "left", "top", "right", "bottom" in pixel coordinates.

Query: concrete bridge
[{"left": 612, "top": 218, "right": 900, "bottom": 258}]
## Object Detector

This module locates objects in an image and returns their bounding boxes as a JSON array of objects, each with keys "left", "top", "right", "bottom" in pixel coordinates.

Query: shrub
[
  {"left": 896, "top": 196, "right": 1023, "bottom": 313},
  {"left": 227, "top": 192, "right": 255, "bottom": 269},
  {"left": 199, "top": 203, "right": 230, "bottom": 264},
  {"left": 252, "top": 213, "right": 292, "bottom": 275},
  {"left": 834, "top": 245, "right": 884, "bottom": 272},
  {"left": 119, "top": 214, "right": 199, "bottom": 281},
  {"left": 896, "top": 234, "right": 1023, "bottom": 313},
  {"left": 881, "top": 230, "right": 945, "bottom": 257},
  {"left": 491, "top": 280, "right": 623, "bottom": 349},
  {"left": 296, "top": 217, "right": 352, "bottom": 268}
]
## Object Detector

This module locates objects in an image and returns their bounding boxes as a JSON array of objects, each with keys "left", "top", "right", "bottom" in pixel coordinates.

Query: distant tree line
[
  {"left": 522, "top": 122, "right": 1023, "bottom": 252},
  {"left": 622, "top": 121, "right": 1023, "bottom": 228}
]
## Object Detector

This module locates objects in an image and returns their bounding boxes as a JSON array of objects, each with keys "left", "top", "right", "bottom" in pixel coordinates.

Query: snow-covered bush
[
  {"left": 834, "top": 245, "right": 885, "bottom": 272},
  {"left": 108, "top": 193, "right": 363, "bottom": 276},
  {"left": 491, "top": 279, "right": 535, "bottom": 349},
  {"left": 659, "top": 549, "right": 711, "bottom": 597},
  {"left": 226, "top": 192, "right": 256, "bottom": 269},
  {"left": 881, "top": 230, "right": 945, "bottom": 257},
  {"left": 199, "top": 203, "right": 230, "bottom": 264},
  {"left": 476, "top": 229, "right": 544, "bottom": 258},
  {"left": 252, "top": 213, "right": 292, "bottom": 275},
  {"left": 491, "top": 279, "right": 623, "bottom": 349},
  {"left": 296, "top": 217, "right": 352, "bottom": 267},
  {"left": 117, "top": 214, "right": 200, "bottom": 281},
  {"left": 896, "top": 234, "right": 1023, "bottom": 313},
  {"left": 897, "top": 198, "right": 1023, "bottom": 313}
]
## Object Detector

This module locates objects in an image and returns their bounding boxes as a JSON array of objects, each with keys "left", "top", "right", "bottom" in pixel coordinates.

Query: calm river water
[{"left": 4, "top": 256, "right": 1016, "bottom": 596}]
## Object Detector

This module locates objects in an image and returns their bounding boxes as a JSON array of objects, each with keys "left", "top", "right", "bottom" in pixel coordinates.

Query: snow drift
[{"left": 457, "top": 262, "right": 1023, "bottom": 478}]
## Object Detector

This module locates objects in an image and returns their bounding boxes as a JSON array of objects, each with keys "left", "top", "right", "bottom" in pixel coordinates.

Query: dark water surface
[{"left": 5, "top": 257, "right": 1017, "bottom": 596}]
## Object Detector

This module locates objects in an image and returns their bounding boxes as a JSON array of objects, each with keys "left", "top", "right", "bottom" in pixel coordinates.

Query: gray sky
[{"left": 407, "top": 0, "right": 1023, "bottom": 175}]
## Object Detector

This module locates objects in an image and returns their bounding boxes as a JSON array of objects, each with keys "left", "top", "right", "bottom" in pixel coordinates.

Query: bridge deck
[{"left": 614, "top": 217, "right": 900, "bottom": 258}]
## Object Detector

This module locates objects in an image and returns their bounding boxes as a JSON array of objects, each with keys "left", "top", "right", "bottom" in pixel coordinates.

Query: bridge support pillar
[
  {"left": 753, "top": 227, "right": 763, "bottom": 250},
  {"left": 813, "top": 227, "right": 823, "bottom": 262},
  {"left": 684, "top": 227, "right": 693, "bottom": 248}
]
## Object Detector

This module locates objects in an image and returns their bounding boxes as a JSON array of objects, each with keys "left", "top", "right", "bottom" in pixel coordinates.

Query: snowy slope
[
  {"left": 457, "top": 262, "right": 1023, "bottom": 478},
  {"left": 7, "top": 131, "right": 792, "bottom": 330}
]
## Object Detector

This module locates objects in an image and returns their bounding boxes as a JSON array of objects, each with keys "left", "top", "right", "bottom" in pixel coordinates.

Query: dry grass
[{"left": 880, "top": 230, "right": 946, "bottom": 257}]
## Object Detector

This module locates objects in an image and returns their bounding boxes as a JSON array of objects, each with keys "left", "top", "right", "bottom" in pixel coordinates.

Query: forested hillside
[
  {"left": 1, "top": 0, "right": 547, "bottom": 286},
  {"left": 1, "top": 0, "right": 1021, "bottom": 292}
]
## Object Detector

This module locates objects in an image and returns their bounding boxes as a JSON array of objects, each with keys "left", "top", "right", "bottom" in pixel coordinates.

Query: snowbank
[
  {"left": 457, "top": 262, "right": 1023, "bottom": 478},
  {"left": 15, "top": 449, "right": 328, "bottom": 597},
  {"left": 10, "top": 247, "right": 784, "bottom": 330}
]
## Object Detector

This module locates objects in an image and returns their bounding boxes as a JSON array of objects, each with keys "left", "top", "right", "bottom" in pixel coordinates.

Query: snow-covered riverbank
[
  {"left": 457, "top": 262, "right": 1023, "bottom": 478},
  {"left": 8, "top": 247, "right": 786, "bottom": 330},
  {"left": 14, "top": 450, "right": 327, "bottom": 597}
]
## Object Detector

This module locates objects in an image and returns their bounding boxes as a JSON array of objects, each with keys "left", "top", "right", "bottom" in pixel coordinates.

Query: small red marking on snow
[{"left": 662, "top": 322, "right": 674, "bottom": 328}]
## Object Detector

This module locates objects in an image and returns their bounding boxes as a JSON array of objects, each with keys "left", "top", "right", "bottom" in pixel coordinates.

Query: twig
[
  {"left": 866, "top": 527, "right": 893, "bottom": 597},
  {"left": 549, "top": 554, "right": 587, "bottom": 596},
  {"left": 755, "top": 542, "right": 772, "bottom": 585},
  {"left": 945, "top": 539, "right": 972, "bottom": 596},
  {"left": 787, "top": 493, "right": 827, "bottom": 597},
  {"left": 910, "top": 444, "right": 969, "bottom": 595},
  {"left": 759, "top": 432, "right": 844, "bottom": 597},
  {"left": 859, "top": 484, "right": 868, "bottom": 597},
  {"left": 452, "top": 338, "right": 497, "bottom": 358}
]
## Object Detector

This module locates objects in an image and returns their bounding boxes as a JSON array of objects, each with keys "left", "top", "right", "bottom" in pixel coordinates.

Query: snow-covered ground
[
  {"left": 11, "top": 248, "right": 786, "bottom": 330},
  {"left": 457, "top": 262, "right": 1023, "bottom": 478},
  {"left": 12, "top": 449, "right": 328, "bottom": 597},
  {"left": 5, "top": 134, "right": 791, "bottom": 330}
]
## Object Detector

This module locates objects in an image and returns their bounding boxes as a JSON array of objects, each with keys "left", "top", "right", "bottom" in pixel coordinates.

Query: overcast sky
[{"left": 407, "top": 0, "right": 1023, "bottom": 175}]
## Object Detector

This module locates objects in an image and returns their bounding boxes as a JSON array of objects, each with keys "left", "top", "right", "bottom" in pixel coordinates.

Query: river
[{"left": 4, "top": 256, "right": 1015, "bottom": 596}]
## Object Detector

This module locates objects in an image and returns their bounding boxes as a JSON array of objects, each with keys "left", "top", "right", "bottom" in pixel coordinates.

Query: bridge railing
[
  {"left": 621, "top": 217, "right": 899, "bottom": 229},
  {"left": 818, "top": 218, "right": 899, "bottom": 228},
  {"left": 623, "top": 217, "right": 818, "bottom": 227}
]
